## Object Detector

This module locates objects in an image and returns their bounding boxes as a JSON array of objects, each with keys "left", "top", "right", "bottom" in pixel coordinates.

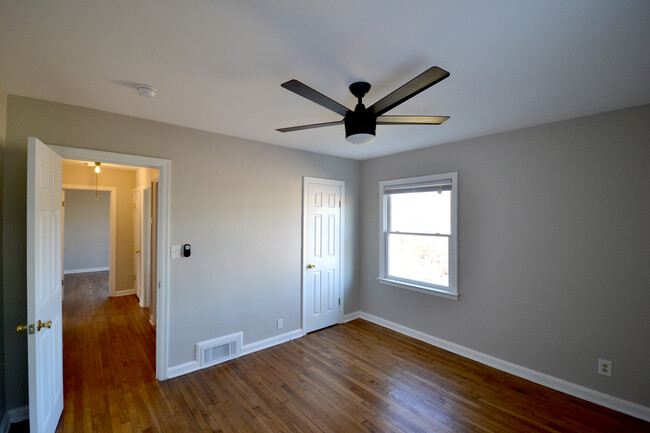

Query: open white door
[{"left": 27, "top": 137, "right": 64, "bottom": 433}]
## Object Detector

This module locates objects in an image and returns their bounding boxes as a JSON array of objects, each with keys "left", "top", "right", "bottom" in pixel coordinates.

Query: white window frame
[{"left": 378, "top": 172, "right": 458, "bottom": 300}]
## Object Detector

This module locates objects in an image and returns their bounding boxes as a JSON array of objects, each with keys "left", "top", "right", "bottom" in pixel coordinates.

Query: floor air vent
[{"left": 196, "top": 332, "right": 243, "bottom": 367}]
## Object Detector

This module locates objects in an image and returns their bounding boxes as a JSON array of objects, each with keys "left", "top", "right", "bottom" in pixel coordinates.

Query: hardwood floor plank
[{"left": 57, "top": 272, "right": 649, "bottom": 432}]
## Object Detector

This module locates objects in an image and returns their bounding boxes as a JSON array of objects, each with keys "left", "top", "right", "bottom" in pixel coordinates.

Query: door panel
[
  {"left": 304, "top": 179, "right": 342, "bottom": 333},
  {"left": 27, "top": 137, "right": 64, "bottom": 433}
]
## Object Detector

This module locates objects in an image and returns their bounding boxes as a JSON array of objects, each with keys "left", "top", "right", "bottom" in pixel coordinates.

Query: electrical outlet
[
  {"left": 277, "top": 319, "right": 283, "bottom": 330},
  {"left": 598, "top": 359, "right": 612, "bottom": 377}
]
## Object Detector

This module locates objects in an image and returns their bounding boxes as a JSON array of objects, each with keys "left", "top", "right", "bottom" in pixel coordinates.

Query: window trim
[{"left": 378, "top": 172, "right": 458, "bottom": 300}]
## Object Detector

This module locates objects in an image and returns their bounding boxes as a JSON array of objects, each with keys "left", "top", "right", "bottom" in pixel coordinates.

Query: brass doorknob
[
  {"left": 307, "top": 264, "right": 316, "bottom": 269},
  {"left": 135, "top": 250, "right": 141, "bottom": 253},
  {"left": 37, "top": 320, "right": 52, "bottom": 331},
  {"left": 17, "top": 324, "right": 28, "bottom": 333}
]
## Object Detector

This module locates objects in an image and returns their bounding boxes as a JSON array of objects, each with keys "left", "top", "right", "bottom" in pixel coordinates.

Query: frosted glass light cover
[{"left": 346, "top": 133, "right": 375, "bottom": 145}]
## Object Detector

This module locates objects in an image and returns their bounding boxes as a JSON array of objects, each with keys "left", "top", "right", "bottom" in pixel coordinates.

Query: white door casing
[
  {"left": 142, "top": 187, "right": 152, "bottom": 308},
  {"left": 61, "top": 190, "right": 65, "bottom": 302},
  {"left": 27, "top": 137, "right": 64, "bottom": 433},
  {"left": 133, "top": 187, "right": 143, "bottom": 301},
  {"left": 302, "top": 177, "right": 344, "bottom": 333},
  {"left": 150, "top": 180, "right": 159, "bottom": 326},
  {"left": 50, "top": 144, "right": 171, "bottom": 380}
]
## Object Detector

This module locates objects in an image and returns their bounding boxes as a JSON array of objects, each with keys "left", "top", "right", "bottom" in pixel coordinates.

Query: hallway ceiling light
[{"left": 93, "top": 162, "right": 101, "bottom": 199}]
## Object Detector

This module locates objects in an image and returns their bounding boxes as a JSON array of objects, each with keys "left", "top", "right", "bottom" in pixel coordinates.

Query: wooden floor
[{"left": 55, "top": 272, "right": 648, "bottom": 432}]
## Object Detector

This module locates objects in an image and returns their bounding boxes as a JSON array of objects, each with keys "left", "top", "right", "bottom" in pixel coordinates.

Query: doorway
[
  {"left": 51, "top": 144, "right": 171, "bottom": 379},
  {"left": 27, "top": 138, "right": 171, "bottom": 433}
]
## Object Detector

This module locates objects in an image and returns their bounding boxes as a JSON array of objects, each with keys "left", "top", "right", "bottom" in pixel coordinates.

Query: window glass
[
  {"left": 388, "top": 190, "right": 451, "bottom": 235},
  {"left": 379, "top": 173, "right": 457, "bottom": 297},
  {"left": 387, "top": 233, "right": 449, "bottom": 287}
]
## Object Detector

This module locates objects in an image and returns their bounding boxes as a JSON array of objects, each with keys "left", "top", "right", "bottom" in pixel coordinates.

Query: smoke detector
[{"left": 136, "top": 84, "right": 158, "bottom": 98}]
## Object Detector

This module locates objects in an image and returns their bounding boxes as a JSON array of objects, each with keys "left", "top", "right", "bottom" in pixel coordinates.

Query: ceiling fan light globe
[{"left": 346, "top": 133, "right": 375, "bottom": 145}]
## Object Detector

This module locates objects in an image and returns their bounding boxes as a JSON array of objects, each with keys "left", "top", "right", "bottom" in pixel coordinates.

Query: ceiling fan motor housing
[{"left": 345, "top": 104, "right": 376, "bottom": 140}]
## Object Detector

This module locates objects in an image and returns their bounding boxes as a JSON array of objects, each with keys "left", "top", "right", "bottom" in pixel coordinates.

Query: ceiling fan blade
[
  {"left": 376, "top": 115, "right": 450, "bottom": 125},
  {"left": 276, "top": 120, "right": 344, "bottom": 133},
  {"left": 281, "top": 80, "right": 350, "bottom": 116},
  {"left": 369, "top": 67, "right": 450, "bottom": 117}
]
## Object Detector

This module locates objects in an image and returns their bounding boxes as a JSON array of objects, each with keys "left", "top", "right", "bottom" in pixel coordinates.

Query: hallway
[{"left": 57, "top": 271, "right": 155, "bottom": 432}]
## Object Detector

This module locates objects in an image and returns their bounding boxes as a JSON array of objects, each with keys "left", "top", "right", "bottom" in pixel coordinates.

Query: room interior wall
[
  {"left": 63, "top": 189, "right": 110, "bottom": 272},
  {"left": 0, "top": 84, "right": 7, "bottom": 423},
  {"left": 136, "top": 166, "right": 158, "bottom": 188},
  {"left": 62, "top": 163, "right": 136, "bottom": 292},
  {"left": 359, "top": 104, "right": 650, "bottom": 407},
  {"left": 3, "top": 95, "right": 360, "bottom": 410}
]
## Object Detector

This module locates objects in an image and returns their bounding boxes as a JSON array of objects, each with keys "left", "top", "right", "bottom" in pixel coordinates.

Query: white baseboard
[
  {"left": 110, "top": 289, "right": 136, "bottom": 297},
  {"left": 166, "top": 328, "right": 306, "bottom": 379},
  {"left": 240, "top": 329, "right": 305, "bottom": 356},
  {"left": 351, "top": 311, "right": 650, "bottom": 422},
  {"left": 7, "top": 406, "right": 29, "bottom": 424},
  {"left": 167, "top": 360, "right": 201, "bottom": 379},
  {"left": 342, "top": 311, "right": 361, "bottom": 322},
  {"left": 64, "top": 266, "right": 109, "bottom": 275}
]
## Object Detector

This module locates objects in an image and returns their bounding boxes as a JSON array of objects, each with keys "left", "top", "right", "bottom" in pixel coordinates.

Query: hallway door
[{"left": 26, "top": 137, "right": 64, "bottom": 433}]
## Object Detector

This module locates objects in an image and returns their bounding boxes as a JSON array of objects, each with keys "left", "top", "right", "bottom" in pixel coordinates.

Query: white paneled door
[
  {"left": 27, "top": 137, "right": 64, "bottom": 433},
  {"left": 303, "top": 178, "right": 343, "bottom": 333}
]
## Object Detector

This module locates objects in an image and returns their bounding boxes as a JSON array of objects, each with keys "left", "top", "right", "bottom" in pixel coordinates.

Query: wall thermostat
[{"left": 183, "top": 244, "right": 191, "bottom": 257}]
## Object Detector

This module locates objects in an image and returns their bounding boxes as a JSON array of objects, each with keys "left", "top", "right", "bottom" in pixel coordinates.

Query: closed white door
[
  {"left": 303, "top": 178, "right": 343, "bottom": 333},
  {"left": 27, "top": 137, "right": 64, "bottom": 433}
]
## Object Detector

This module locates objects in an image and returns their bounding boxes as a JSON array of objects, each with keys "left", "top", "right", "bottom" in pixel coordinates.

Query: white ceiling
[{"left": 1, "top": 1, "right": 649, "bottom": 160}]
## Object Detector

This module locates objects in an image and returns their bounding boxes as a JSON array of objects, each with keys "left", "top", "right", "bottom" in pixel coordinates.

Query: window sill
[{"left": 377, "top": 278, "right": 459, "bottom": 301}]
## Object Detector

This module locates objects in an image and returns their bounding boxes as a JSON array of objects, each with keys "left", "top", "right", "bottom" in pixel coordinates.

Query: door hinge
[
  {"left": 134, "top": 203, "right": 136, "bottom": 209},
  {"left": 62, "top": 200, "right": 65, "bottom": 207},
  {"left": 339, "top": 200, "right": 341, "bottom": 208},
  {"left": 338, "top": 298, "right": 341, "bottom": 305},
  {"left": 133, "top": 274, "right": 136, "bottom": 281}
]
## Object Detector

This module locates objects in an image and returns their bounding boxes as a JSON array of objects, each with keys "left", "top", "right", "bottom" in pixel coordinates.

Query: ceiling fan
[{"left": 277, "top": 66, "right": 450, "bottom": 144}]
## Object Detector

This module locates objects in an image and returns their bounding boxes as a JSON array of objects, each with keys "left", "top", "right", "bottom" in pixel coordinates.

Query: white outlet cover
[
  {"left": 277, "top": 319, "right": 283, "bottom": 330},
  {"left": 598, "top": 359, "right": 612, "bottom": 377},
  {"left": 171, "top": 244, "right": 181, "bottom": 259}
]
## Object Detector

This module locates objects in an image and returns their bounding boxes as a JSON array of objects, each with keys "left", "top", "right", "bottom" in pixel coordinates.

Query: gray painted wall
[
  {"left": 3, "top": 95, "right": 360, "bottom": 410},
  {"left": 359, "top": 104, "right": 650, "bottom": 406},
  {"left": 0, "top": 84, "right": 7, "bottom": 421},
  {"left": 63, "top": 190, "right": 110, "bottom": 272}
]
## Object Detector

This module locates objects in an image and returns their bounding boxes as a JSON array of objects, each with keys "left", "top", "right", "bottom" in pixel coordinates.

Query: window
[{"left": 378, "top": 172, "right": 458, "bottom": 299}]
